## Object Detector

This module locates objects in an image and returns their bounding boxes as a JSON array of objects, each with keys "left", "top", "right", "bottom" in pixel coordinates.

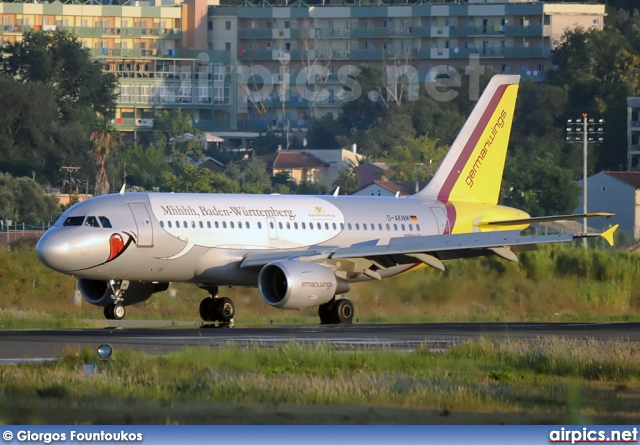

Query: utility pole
[
  {"left": 566, "top": 114, "right": 604, "bottom": 248},
  {"left": 61, "top": 167, "right": 80, "bottom": 203}
]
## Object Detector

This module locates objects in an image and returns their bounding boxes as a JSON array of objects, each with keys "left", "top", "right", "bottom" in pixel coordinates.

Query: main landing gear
[
  {"left": 318, "top": 297, "right": 354, "bottom": 325},
  {"left": 104, "top": 280, "right": 129, "bottom": 320},
  {"left": 199, "top": 285, "right": 235, "bottom": 327}
]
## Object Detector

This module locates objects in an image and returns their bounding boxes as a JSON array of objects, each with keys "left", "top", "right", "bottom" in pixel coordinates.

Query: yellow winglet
[{"left": 601, "top": 224, "right": 619, "bottom": 247}]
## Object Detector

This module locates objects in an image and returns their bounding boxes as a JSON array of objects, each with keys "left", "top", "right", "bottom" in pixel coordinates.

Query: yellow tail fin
[{"left": 416, "top": 75, "right": 520, "bottom": 205}]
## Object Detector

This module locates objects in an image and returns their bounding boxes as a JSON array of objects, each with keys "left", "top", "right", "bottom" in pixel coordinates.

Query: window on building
[
  {"left": 225, "top": 42, "right": 231, "bottom": 51},
  {"left": 225, "top": 20, "right": 231, "bottom": 30},
  {"left": 208, "top": 21, "right": 213, "bottom": 30}
]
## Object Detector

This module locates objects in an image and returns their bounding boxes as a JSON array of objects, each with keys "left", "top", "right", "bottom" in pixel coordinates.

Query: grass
[
  {"left": 0, "top": 339, "right": 639, "bottom": 424},
  {"left": 3, "top": 243, "right": 640, "bottom": 327}
]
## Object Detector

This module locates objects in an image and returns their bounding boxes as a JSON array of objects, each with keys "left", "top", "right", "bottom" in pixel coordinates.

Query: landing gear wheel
[
  {"left": 334, "top": 299, "right": 354, "bottom": 324},
  {"left": 318, "top": 301, "right": 334, "bottom": 324},
  {"left": 112, "top": 303, "right": 126, "bottom": 320},
  {"left": 199, "top": 297, "right": 214, "bottom": 322},
  {"left": 215, "top": 297, "right": 235, "bottom": 323},
  {"left": 103, "top": 305, "right": 114, "bottom": 320}
]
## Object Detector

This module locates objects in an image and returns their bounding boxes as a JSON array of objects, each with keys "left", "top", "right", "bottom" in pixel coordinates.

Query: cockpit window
[
  {"left": 62, "top": 216, "right": 86, "bottom": 227},
  {"left": 99, "top": 216, "right": 112, "bottom": 228},
  {"left": 84, "top": 216, "right": 101, "bottom": 228}
]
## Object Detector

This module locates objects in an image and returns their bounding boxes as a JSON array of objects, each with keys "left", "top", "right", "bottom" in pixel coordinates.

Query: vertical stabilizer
[{"left": 416, "top": 75, "right": 520, "bottom": 205}]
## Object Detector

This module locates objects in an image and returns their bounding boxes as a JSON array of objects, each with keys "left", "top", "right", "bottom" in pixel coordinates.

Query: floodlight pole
[
  {"left": 582, "top": 113, "right": 588, "bottom": 248},
  {"left": 61, "top": 166, "right": 81, "bottom": 203}
]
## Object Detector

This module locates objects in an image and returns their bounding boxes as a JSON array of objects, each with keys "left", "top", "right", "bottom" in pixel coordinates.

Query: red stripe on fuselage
[{"left": 437, "top": 84, "right": 509, "bottom": 203}]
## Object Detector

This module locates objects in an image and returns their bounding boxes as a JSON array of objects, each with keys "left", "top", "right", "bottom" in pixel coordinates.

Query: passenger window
[
  {"left": 394, "top": 224, "right": 398, "bottom": 231},
  {"left": 370, "top": 224, "right": 375, "bottom": 230},
  {"left": 167, "top": 221, "right": 172, "bottom": 228},
  {"left": 175, "top": 220, "right": 179, "bottom": 228},
  {"left": 199, "top": 221, "right": 204, "bottom": 229},
  {"left": 279, "top": 222, "right": 283, "bottom": 229},
  {"left": 355, "top": 223, "right": 360, "bottom": 230},
  {"left": 247, "top": 222, "right": 251, "bottom": 229},
  {"left": 62, "top": 216, "right": 85, "bottom": 227},
  {"left": 286, "top": 222, "right": 291, "bottom": 229},
  {"left": 324, "top": 223, "right": 329, "bottom": 230},
  {"left": 257, "top": 222, "right": 262, "bottom": 229},
  {"left": 363, "top": 224, "right": 367, "bottom": 231},
  {"left": 309, "top": 222, "right": 313, "bottom": 230},
  {"left": 340, "top": 223, "right": 344, "bottom": 230},
  {"left": 269, "top": 222, "right": 274, "bottom": 229},
  {"left": 191, "top": 221, "right": 195, "bottom": 229},
  {"left": 183, "top": 221, "right": 187, "bottom": 228},
  {"left": 238, "top": 222, "right": 243, "bottom": 229},
  {"left": 99, "top": 216, "right": 112, "bottom": 228},
  {"left": 302, "top": 222, "right": 306, "bottom": 230},
  {"left": 294, "top": 222, "right": 298, "bottom": 230},
  {"left": 348, "top": 223, "right": 352, "bottom": 230},
  {"left": 416, "top": 224, "right": 421, "bottom": 231},
  {"left": 84, "top": 216, "right": 100, "bottom": 228},
  {"left": 230, "top": 221, "right": 235, "bottom": 229},
  {"left": 332, "top": 223, "right": 337, "bottom": 230},
  {"left": 207, "top": 221, "right": 211, "bottom": 229},
  {"left": 215, "top": 221, "right": 219, "bottom": 229},
  {"left": 386, "top": 224, "right": 390, "bottom": 231},
  {"left": 160, "top": 221, "right": 165, "bottom": 228},
  {"left": 223, "top": 221, "right": 227, "bottom": 229},
  {"left": 378, "top": 223, "right": 383, "bottom": 230},
  {"left": 401, "top": 224, "right": 405, "bottom": 231},
  {"left": 409, "top": 224, "right": 413, "bottom": 231},
  {"left": 317, "top": 223, "right": 321, "bottom": 230}
]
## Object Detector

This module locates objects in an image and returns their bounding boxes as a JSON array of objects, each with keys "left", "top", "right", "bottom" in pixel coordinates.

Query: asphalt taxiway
[{"left": 0, "top": 322, "right": 639, "bottom": 360}]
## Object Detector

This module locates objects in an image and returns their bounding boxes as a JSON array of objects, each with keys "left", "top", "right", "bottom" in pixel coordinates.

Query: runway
[{"left": 0, "top": 322, "right": 639, "bottom": 360}]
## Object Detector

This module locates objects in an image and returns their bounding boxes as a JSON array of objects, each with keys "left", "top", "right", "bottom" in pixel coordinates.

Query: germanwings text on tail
[{"left": 36, "top": 75, "right": 617, "bottom": 324}]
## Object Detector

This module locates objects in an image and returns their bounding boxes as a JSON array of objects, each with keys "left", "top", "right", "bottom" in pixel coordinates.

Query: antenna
[
  {"left": 333, "top": 186, "right": 340, "bottom": 197},
  {"left": 395, "top": 191, "right": 400, "bottom": 198}
]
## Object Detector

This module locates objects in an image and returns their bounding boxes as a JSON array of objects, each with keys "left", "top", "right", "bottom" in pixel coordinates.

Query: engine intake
[
  {"left": 258, "top": 261, "right": 349, "bottom": 310},
  {"left": 78, "top": 279, "right": 169, "bottom": 307}
]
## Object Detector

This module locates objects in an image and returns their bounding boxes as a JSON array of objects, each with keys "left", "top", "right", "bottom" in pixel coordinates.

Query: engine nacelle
[
  {"left": 78, "top": 279, "right": 169, "bottom": 307},
  {"left": 258, "top": 261, "right": 350, "bottom": 310}
]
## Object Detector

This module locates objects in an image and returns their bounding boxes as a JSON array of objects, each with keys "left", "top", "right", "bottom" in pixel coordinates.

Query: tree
[
  {"left": 382, "top": 135, "right": 447, "bottom": 182},
  {"left": 1, "top": 30, "right": 117, "bottom": 120},
  {"left": 152, "top": 109, "right": 203, "bottom": 162},
  {"left": 160, "top": 162, "right": 240, "bottom": 194},
  {"left": 90, "top": 116, "right": 121, "bottom": 196},
  {"left": 0, "top": 173, "right": 60, "bottom": 225},
  {"left": 332, "top": 168, "right": 360, "bottom": 195},
  {"left": 109, "top": 142, "right": 170, "bottom": 191}
]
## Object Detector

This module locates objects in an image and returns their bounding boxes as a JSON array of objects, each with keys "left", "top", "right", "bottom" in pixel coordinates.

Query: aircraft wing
[{"left": 240, "top": 225, "right": 618, "bottom": 272}]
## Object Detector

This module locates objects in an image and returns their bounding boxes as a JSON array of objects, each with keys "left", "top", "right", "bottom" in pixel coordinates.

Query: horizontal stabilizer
[{"left": 475, "top": 212, "right": 614, "bottom": 227}]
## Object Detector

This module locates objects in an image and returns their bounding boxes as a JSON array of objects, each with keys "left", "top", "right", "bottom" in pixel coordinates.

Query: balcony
[
  {"left": 115, "top": 118, "right": 154, "bottom": 130},
  {"left": 350, "top": 28, "right": 390, "bottom": 39},
  {"left": 449, "top": 25, "right": 506, "bottom": 37},
  {"left": 1, "top": 24, "right": 32, "bottom": 34},
  {"left": 504, "top": 25, "right": 544, "bottom": 37},
  {"left": 238, "top": 29, "right": 273, "bottom": 39},
  {"left": 315, "top": 28, "right": 350, "bottom": 39},
  {"left": 89, "top": 48, "right": 180, "bottom": 58},
  {"left": 504, "top": 46, "right": 550, "bottom": 58}
]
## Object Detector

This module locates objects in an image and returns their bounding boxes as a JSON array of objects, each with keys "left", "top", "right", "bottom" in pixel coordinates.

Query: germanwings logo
[{"left": 465, "top": 109, "right": 508, "bottom": 188}]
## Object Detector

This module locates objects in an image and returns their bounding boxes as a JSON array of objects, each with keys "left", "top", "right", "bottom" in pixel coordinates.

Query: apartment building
[{"left": 0, "top": 0, "right": 605, "bottom": 142}]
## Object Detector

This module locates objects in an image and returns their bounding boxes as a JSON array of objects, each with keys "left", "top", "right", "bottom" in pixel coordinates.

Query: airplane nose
[{"left": 36, "top": 230, "right": 70, "bottom": 272}]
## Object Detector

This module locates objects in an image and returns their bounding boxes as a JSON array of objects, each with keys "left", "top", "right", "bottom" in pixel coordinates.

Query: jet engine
[
  {"left": 258, "top": 261, "right": 350, "bottom": 310},
  {"left": 78, "top": 279, "right": 169, "bottom": 307}
]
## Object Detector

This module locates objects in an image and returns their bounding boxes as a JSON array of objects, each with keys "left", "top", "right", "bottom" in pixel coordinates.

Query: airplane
[{"left": 36, "top": 74, "right": 617, "bottom": 324}]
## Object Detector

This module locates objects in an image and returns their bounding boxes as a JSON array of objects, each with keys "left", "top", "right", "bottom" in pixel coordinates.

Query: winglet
[
  {"left": 119, "top": 182, "right": 126, "bottom": 195},
  {"left": 601, "top": 224, "right": 618, "bottom": 247},
  {"left": 333, "top": 187, "right": 340, "bottom": 198}
]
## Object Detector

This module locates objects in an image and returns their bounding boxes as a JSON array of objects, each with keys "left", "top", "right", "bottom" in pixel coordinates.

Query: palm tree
[{"left": 90, "top": 115, "right": 121, "bottom": 196}]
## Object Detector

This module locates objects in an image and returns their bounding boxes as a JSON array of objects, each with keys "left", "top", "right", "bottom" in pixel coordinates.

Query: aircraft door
[
  {"left": 128, "top": 202, "right": 154, "bottom": 247},
  {"left": 266, "top": 217, "right": 277, "bottom": 240},
  {"left": 430, "top": 207, "right": 450, "bottom": 235}
]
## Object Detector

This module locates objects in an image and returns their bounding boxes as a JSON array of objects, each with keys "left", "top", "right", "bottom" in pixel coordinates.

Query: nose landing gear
[{"left": 103, "top": 280, "right": 130, "bottom": 320}]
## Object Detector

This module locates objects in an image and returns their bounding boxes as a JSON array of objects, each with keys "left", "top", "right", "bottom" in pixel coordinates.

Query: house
[
  {"left": 353, "top": 180, "right": 428, "bottom": 197},
  {"left": 198, "top": 156, "right": 226, "bottom": 174},
  {"left": 257, "top": 151, "right": 329, "bottom": 185},
  {"left": 575, "top": 171, "right": 638, "bottom": 239},
  {"left": 353, "top": 162, "right": 387, "bottom": 190}
]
